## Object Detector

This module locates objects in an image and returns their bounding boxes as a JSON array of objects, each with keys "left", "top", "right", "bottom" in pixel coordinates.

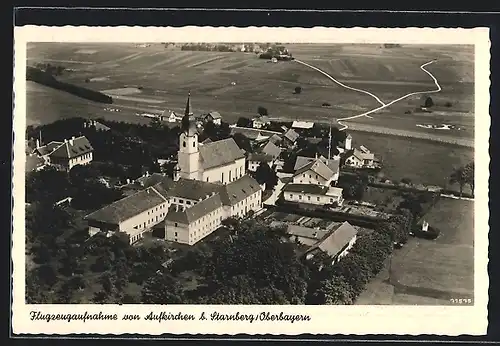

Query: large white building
[
  {"left": 86, "top": 93, "right": 262, "bottom": 246},
  {"left": 33, "top": 135, "right": 94, "bottom": 171}
]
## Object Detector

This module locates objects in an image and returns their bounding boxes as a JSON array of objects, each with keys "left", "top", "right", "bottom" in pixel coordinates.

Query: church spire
[{"left": 184, "top": 91, "right": 193, "bottom": 117}]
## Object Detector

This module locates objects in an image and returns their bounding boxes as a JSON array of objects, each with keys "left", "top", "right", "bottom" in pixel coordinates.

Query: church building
[{"left": 174, "top": 92, "right": 246, "bottom": 185}]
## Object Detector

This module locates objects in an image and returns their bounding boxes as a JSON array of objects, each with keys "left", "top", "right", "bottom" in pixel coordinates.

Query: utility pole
[{"left": 328, "top": 126, "right": 332, "bottom": 161}]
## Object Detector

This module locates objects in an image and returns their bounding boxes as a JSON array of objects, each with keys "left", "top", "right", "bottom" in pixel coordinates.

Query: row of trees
[{"left": 449, "top": 161, "right": 474, "bottom": 197}]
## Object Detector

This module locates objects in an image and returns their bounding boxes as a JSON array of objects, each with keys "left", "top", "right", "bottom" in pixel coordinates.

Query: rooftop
[
  {"left": 40, "top": 136, "right": 94, "bottom": 160},
  {"left": 294, "top": 159, "right": 335, "bottom": 181},
  {"left": 168, "top": 178, "right": 222, "bottom": 201},
  {"left": 306, "top": 221, "right": 358, "bottom": 258},
  {"left": 218, "top": 175, "right": 262, "bottom": 206},
  {"left": 292, "top": 121, "right": 315, "bottom": 129},
  {"left": 85, "top": 186, "right": 167, "bottom": 224},
  {"left": 248, "top": 153, "right": 274, "bottom": 163},
  {"left": 165, "top": 193, "right": 223, "bottom": 224},
  {"left": 199, "top": 137, "right": 245, "bottom": 170},
  {"left": 283, "top": 183, "right": 329, "bottom": 195},
  {"left": 284, "top": 129, "right": 299, "bottom": 142}
]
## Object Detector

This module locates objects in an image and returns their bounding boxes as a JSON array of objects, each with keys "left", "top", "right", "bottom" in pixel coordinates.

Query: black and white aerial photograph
[{"left": 24, "top": 40, "right": 476, "bottom": 306}]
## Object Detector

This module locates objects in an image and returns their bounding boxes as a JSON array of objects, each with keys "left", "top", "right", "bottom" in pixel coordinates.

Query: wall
[
  {"left": 119, "top": 200, "right": 170, "bottom": 243},
  {"left": 68, "top": 152, "right": 93, "bottom": 170},
  {"left": 292, "top": 169, "right": 327, "bottom": 185},
  {"left": 228, "top": 189, "right": 262, "bottom": 218},
  {"left": 202, "top": 158, "right": 246, "bottom": 184},
  {"left": 346, "top": 156, "right": 363, "bottom": 168},
  {"left": 334, "top": 235, "right": 357, "bottom": 263},
  {"left": 284, "top": 191, "right": 341, "bottom": 206},
  {"left": 165, "top": 205, "right": 225, "bottom": 245}
]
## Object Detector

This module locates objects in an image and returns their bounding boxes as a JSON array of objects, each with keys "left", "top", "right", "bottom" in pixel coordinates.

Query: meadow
[
  {"left": 26, "top": 42, "right": 474, "bottom": 141},
  {"left": 356, "top": 198, "right": 474, "bottom": 305}
]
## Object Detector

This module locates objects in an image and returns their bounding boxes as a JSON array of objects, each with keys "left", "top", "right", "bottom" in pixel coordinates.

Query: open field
[
  {"left": 351, "top": 131, "right": 474, "bottom": 188},
  {"left": 26, "top": 43, "right": 474, "bottom": 142},
  {"left": 356, "top": 198, "right": 474, "bottom": 305}
]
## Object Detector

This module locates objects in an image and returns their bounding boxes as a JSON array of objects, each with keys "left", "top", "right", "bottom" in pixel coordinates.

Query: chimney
[
  {"left": 64, "top": 139, "right": 68, "bottom": 143},
  {"left": 36, "top": 139, "right": 40, "bottom": 149},
  {"left": 126, "top": 178, "right": 130, "bottom": 184},
  {"left": 69, "top": 136, "right": 75, "bottom": 146},
  {"left": 146, "top": 171, "right": 150, "bottom": 177}
]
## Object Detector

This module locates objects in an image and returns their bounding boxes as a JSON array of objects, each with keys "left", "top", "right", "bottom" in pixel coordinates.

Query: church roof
[{"left": 199, "top": 138, "right": 245, "bottom": 170}]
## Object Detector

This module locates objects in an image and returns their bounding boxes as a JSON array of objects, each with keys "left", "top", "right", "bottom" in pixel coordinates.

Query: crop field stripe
[{"left": 296, "top": 59, "right": 442, "bottom": 131}]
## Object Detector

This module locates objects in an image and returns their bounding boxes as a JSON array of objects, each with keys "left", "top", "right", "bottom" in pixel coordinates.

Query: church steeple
[
  {"left": 181, "top": 91, "right": 196, "bottom": 134},
  {"left": 184, "top": 91, "right": 193, "bottom": 117}
]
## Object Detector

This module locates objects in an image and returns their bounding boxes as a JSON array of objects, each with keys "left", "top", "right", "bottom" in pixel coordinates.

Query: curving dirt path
[{"left": 294, "top": 59, "right": 442, "bottom": 131}]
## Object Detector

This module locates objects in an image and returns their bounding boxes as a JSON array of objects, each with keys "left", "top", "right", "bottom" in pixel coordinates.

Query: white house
[
  {"left": 252, "top": 116, "right": 271, "bottom": 129},
  {"left": 345, "top": 147, "right": 376, "bottom": 168},
  {"left": 293, "top": 156, "right": 340, "bottom": 184},
  {"left": 292, "top": 158, "right": 338, "bottom": 186},
  {"left": 204, "top": 111, "right": 222, "bottom": 125},
  {"left": 283, "top": 183, "right": 344, "bottom": 207},
  {"left": 247, "top": 153, "right": 274, "bottom": 172},
  {"left": 33, "top": 135, "right": 94, "bottom": 172},
  {"left": 85, "top": 184, "right": 170, "bottom": 244},
  {"left": 304, "top": 221, "right": 358, "bottom": 265}
]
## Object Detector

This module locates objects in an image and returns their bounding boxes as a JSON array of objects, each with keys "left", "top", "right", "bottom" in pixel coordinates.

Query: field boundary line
[
  {"left": 295, "top": 59, "right": 442, "bottom": 131},
  {"left": 294, "top": 59, "right": 387, "bottom": 107}
]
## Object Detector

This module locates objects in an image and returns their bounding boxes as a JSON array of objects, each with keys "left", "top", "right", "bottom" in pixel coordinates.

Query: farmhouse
[
  {"left": 344, "top": 146, "right": 376, "bottom": 168},
  {"left": 87, "top": 93, "right": 263, "bottom": 246},
  {"left": 174, "top": 93, "right": 246, "bottom": 185},
  {"left": 293, "top": 155, "right": 340, "bottom": 183},
  {"left": 283, "top": 183, "right": 344, "bottom": 207},
  {"left": 252, "top": 116, "right": 271, "bottom": 129},
  {"left": 204, "top": 111, "right": 222, "bottom": 125},
  {"left": 304, "top": 221, "right": 358, "bottom": 265},
  {"left": 247, "top": 153, "right": 274, "bottom": 172},
  {"left": 33, "top": 135, "right": 94, "bottom": 171},
  {"left": 292, "top": 158, "right": 339, "bottom": 186}
]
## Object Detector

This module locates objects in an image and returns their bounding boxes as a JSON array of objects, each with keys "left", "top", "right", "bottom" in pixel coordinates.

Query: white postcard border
[{"left": 12, "top": 26, "right": 491, "bottom": 336}]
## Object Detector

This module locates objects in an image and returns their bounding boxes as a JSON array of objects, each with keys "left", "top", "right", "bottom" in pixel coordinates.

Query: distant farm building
[
  {"left": 33, "top": 135, "right": 94, "bottom": 172},
  {"left": 204, "top": 111, "right": 222, "bottom": 126},
  {"left": 292, "top": 121, "right": 315, "bottom": 130}
]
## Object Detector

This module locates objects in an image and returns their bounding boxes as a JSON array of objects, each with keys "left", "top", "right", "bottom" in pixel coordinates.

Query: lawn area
[
  {"left": 351, "top": 131, "right": 474, "bottom": 189},
  {"left": 356, "top": 197, "right": 474, "bottom": 305}
]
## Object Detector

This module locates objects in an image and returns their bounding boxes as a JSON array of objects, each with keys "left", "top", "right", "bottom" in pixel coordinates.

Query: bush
[
  {"left": 322, "top": 102, "right": 331, "bottom": 107},
  {"left": 424, "top": 96, "right": 434, "bottom": 108},
  {"left": 294, "top": 86, "right": 302, "bottom": 94},
  {"left": 414, "top": 226, "right": 440, "bottom": 240},
  {"left": 257, "top": 106, "right": 268, "bottom": 116}
]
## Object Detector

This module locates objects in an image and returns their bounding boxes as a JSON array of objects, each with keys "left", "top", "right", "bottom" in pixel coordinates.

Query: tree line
[{"left": 27, "top": 66, "right": 113, "bottom": 104}]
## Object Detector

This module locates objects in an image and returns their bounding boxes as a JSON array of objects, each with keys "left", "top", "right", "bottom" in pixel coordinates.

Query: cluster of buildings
[{"left": 84, "top": 93, "right": 263, "bottom": 245}]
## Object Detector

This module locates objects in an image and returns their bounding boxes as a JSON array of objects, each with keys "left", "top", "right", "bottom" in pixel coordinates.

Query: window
[
  {"left": 183, "top": 141, "right": 186, "bottom": 147},
  {"left": 174, "top": 223, "right": 178, "bottom": 227},
  {"left": 187, "top": 201, "right": 191, "bottom": 205},
  {"left": 299, "top": 195, "right": 302, "bottom": 200},
  {"left": 222, "top": 172, "right": 224, "bottom": 182},
  {"left": 317, "top": 197, "right": 320, "bottom": 201},
  {"left": 308, "top": 196, "right": 311, "bottom": 201},
  {"left": 309, "top": 174, "right": 311, "bottom": 178},
  {"left": 193, "top": 141, "right": 196, "bottom": 147},
  {"left": 206, "top": 177, "right": 209, "bottom": 182},
  {"left": 175, "top": 232, "right": 178, "bottom": 236}
]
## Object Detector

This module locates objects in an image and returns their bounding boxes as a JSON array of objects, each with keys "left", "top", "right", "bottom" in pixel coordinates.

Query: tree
[
  {"left": 310, "top": 275, "right": 355, "bottom": 305},
  {"left": 149, "top": 117, "right": 163, "bottom": 130},
  {"left": 464, "top": 161, "right": 474, "bottom": 193},
  {"left": 294, "top": 86, "right": 302, "bottom": 94},
  {"left": 423, "top": 96, "right": 434, "bottom": 108},
  {"left": 351, "top": 232, "right": 392, "bottom": 275},
  {"left": 236, "top": 117, "right": 252, "bottom": 128},
  {"left": 26, "top": 167, "right": 71, "bottom": 204},
  {"left": 142, "top": 273, "right": 184, "bottom": 304},
  {"left": 254, "top": 162, "right": 278, "bottom": 190},
  {"left": 449, "top": 166, "right": 467, "bottom": 197},
  {"left": 257, "top": 106, "right": 268, "bottom": 116},
  {"left": 232, "top": 133, "right": 253, "bottom": 153},
  {"left": 332, "top": 253, "right": 372, "bottom": 295}
]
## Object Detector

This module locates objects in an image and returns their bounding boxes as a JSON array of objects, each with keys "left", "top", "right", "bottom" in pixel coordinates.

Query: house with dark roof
[
  {"left": 252, "top": 115, "right": 271, "bottom": 129},
  {"left": 304, "top": 221, "right": 358, "bottom": 265},
  {"left": 293, "top": 155, "right": 340, "bottom": 183},
  {"left": 259, "top": 140, "right": 281, "bottom": 159},
  {"left": 175, "top": 97, "right": 246, "bottom": 185},
  {"left": 84, "top": 185, "right": 169, "bottom": 244},
  {"left": 292, "top": 158, "right": 339, "bottom": 187},
  {"left": 344, "top": 147, "right": 376, "bottom": 168},
  {"left": 283, "top": 183, "right": 344, "bottom": 206},
  {"left": 204, "top": 111, "right": 222, "bottom": 125},
  {"left": 33, "top": 135, "right": 94, "bottom": 171},
  {"left": 247, "top": 153, "right": 274, "bottom": 172},
  {"left": 283, "top": 128, "right": 299, "bottom": 146}
]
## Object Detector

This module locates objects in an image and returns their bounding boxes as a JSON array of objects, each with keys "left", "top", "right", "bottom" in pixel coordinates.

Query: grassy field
[
  {"left": 356, "top": 198, "right": 474, "bottom": 305},
  {"left": 26, "top": 43, "right": 474, "bottom": 141},
  {"left": 351, "top": 131, "right": 474, "bottom": 189}
]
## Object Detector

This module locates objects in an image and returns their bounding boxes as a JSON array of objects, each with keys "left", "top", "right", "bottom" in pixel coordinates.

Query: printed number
[{"left": 450, "top": 298, "right": 473, "bottom": 304}]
